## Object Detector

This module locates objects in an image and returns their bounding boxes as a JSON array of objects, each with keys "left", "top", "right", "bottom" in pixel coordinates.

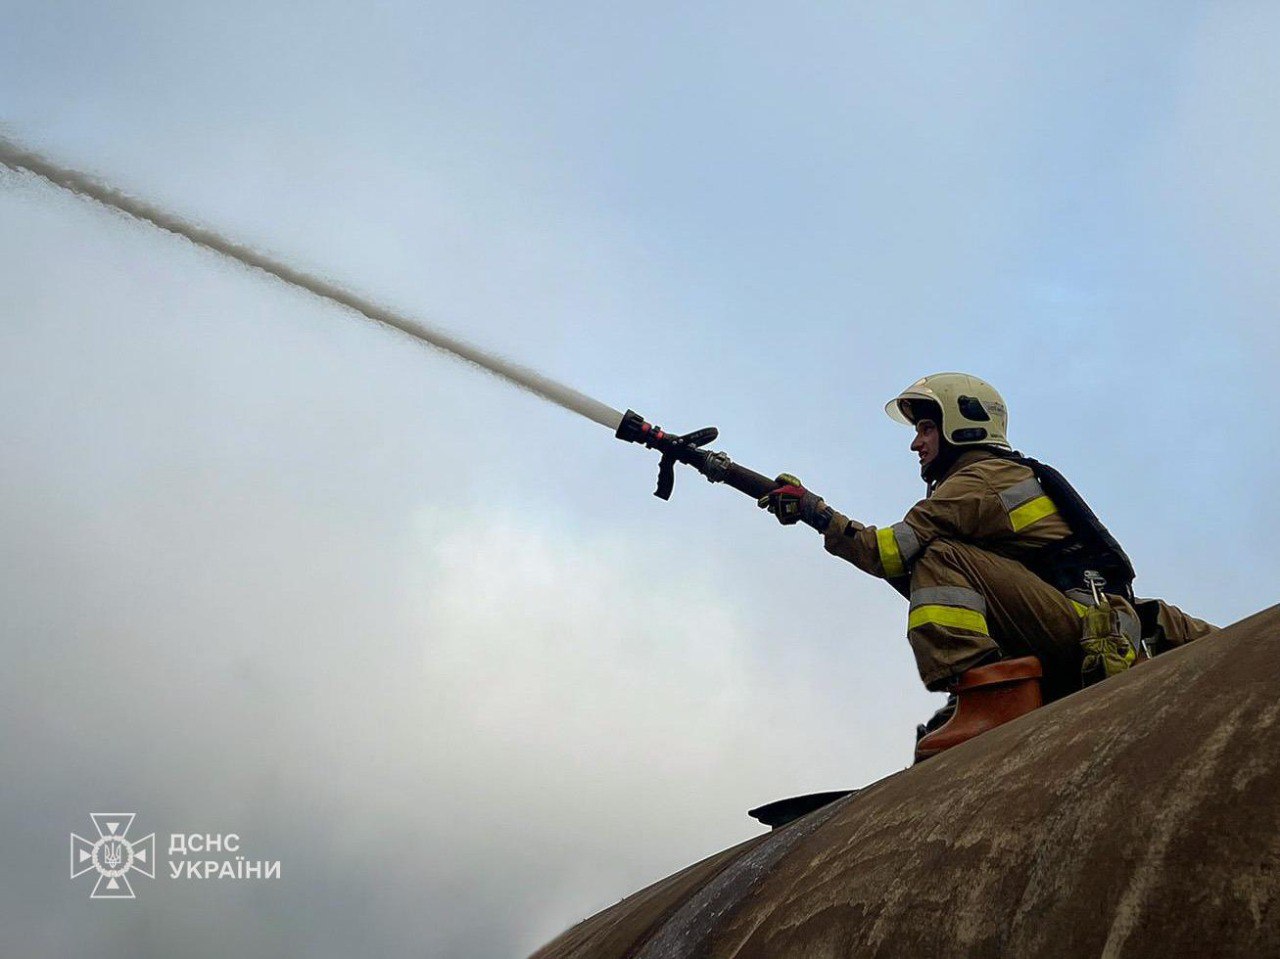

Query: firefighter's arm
[
  {"left": 821, "top": 469, "right": 1002, "bottom": 580},
  {"left": 755, "top": 481, "right": 909, "bottom": 591}
]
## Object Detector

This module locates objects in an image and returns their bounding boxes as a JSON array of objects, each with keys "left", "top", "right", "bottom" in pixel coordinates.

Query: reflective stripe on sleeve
[
  {"left": 1000, "top": 475, "right": 1061, "bottom": 531},
  {"left": 876, "top": 523, "right": 922, "bottom": 577},
  {"left": 891, "top": 522, "right": 921, "bottom": 565},
  {"left": 1009, "top": 495, "right": 1058, "bottom": 532},
  {"left": 877, "top": 526, "right": 905, "bottom": 578},
  {"left": 998, "top": 477, "right": 1045, "bottom": 512}
]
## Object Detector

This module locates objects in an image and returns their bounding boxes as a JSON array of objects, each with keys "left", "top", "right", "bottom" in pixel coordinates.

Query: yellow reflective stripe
[
  {"left": 908, "top": 604, "right": 990, "bottom": 635},
  {"left": 1009, "top": 495, "right": 1058, "bottom": 532},
  {"left": 877, "top": 526, "right": 905, "bottom": 578}
]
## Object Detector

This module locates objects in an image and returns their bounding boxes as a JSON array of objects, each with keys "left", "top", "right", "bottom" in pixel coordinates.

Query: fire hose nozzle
[
  {"left": 615, "top": 409, "right": 720, "bottom": 499},
  {"left": 615, "top": 409, "right": 658, "bottom": 446}
]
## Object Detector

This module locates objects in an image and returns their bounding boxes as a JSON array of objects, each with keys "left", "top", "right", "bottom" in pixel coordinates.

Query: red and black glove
[{"left": 757, "top": 474, "right": 834, "bottom": 531}]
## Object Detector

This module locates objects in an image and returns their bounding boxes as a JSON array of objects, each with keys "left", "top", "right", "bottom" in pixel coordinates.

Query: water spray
[
  {"left": 0, "top": 136, "right": 621, "bottom": 431},
  {"left": 1, "top": 135, "right": 782, "bottom": 505}
]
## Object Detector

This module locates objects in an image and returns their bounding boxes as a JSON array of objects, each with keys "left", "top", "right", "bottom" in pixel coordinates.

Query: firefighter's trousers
[{"left": 906, "top": 540, "right": 1213, "bottom": 702}]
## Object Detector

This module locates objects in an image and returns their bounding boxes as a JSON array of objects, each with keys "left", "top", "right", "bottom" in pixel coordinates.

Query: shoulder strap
[{"left": 995, "top": 449, "right": 1137, "bottom": 597}]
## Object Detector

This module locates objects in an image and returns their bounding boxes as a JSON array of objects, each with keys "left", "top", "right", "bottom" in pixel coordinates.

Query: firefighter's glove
[{"left": 758, "top": 474, "right": 833, "bottom": 532}]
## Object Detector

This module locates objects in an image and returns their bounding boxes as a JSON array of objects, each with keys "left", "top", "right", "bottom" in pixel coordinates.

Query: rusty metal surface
[{"left": 534, "top": 604, "right": 1280, "bottom": 958}]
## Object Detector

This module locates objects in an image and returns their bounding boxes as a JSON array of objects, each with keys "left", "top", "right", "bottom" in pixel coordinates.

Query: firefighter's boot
[{"left": 914, "top": 656, "right": 1044, "bottom": 763}]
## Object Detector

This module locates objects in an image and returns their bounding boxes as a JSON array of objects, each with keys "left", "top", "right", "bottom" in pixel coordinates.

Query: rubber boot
[{"left": 914, "top": 656, "right": 1044, "bottom": 763}]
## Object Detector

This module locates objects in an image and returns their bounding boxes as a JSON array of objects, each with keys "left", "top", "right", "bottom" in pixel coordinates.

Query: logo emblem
[{"left": 70, "top": 814, "right": 155, "bottom": 900}]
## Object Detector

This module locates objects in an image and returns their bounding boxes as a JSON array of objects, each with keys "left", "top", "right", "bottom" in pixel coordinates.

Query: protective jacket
[
  {"left": 821, "top": 449, "right": 1075, "bottom": 584},
  {"left": 819, "top": 448, "right": 1214, "bottom": 697}
]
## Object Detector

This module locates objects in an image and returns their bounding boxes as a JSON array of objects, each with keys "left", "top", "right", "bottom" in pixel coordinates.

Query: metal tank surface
[{"left": 533, "top": 604, "right": 1280, "bottom": 959}]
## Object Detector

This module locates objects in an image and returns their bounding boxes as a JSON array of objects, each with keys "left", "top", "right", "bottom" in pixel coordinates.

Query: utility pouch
[{"left": 1080, "top": 596, "right": 1137, "bottom": 686}]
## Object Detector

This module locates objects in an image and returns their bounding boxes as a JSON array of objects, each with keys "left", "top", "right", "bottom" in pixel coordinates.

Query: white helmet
[{"left": 885, "top": 372, "right": 1011, "bottom": 450}]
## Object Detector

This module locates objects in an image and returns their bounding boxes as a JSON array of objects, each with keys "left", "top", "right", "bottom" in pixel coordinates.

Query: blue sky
[{"left": 3, "top": 3, "right": 1277, "bottom": 955}]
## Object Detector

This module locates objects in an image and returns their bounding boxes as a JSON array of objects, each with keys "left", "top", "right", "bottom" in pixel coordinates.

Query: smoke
[{"left": 0, "top": 135, "right": 624, "bottom": 432}]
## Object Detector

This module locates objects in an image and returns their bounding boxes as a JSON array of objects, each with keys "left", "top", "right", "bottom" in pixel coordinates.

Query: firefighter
[{"left": 759, "top": 372, "right": 1216, "bottom": 760}]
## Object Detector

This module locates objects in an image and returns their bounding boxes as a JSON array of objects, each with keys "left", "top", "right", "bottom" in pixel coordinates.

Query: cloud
[{"left": 1, "top": 457, "right": 882, "bottom": 955}]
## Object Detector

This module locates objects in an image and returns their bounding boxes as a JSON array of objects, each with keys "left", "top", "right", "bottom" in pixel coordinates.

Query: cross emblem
[{"left": 70, "top": 813, "right": 156, "bottom": 900}]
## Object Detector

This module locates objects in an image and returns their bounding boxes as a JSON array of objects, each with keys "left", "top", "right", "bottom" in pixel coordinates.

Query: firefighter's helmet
[{"left": 885, "top": 372, "right": 1011, "bottom": 450}]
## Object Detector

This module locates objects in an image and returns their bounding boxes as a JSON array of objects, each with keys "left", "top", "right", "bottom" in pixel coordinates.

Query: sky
[{"left": 2, "top": 2, "right": 1278, "bottom": 956}]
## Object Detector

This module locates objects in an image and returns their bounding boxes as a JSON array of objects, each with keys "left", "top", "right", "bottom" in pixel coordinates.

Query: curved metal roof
[{"left": 534, "top": 604, "right": 1280, "bottom": 958}]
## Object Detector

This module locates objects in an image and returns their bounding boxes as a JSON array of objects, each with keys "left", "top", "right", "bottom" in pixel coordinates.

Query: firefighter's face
[{"left": 911, "top": 419, "right": 940, "bottom": 467}]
